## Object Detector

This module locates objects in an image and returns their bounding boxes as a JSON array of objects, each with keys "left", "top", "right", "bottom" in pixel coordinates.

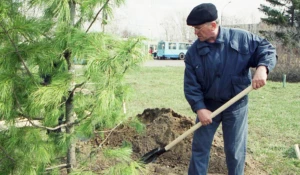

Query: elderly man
[{"left": 184, "top": 3, "right": 277, "bottom": 175}]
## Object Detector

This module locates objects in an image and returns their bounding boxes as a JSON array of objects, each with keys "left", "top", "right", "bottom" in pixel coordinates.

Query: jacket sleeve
[
  {"left": 249, "top": 36, "right": 277, "bottom": 73},
  {"left": 184, "top": 53, "right": 206, "bottom": 113}
]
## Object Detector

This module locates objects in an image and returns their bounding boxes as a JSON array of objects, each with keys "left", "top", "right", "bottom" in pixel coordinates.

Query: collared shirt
[{"left": 184, "top": 26, "right": 277, "bottom": 113}]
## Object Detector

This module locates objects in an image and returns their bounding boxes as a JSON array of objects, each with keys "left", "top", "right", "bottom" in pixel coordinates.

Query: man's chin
[{"left": 198, "top": 37, "right": 205, "bottom": 42}]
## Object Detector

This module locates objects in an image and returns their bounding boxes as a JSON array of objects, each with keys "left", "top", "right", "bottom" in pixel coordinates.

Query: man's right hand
[{"left": 196, "top": 109, "right": 212, "bottom": 126}]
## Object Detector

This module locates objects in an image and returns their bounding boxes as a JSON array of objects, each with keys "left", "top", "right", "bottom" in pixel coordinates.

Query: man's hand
[
  {"left": 196, "top": 109, "right": 212, "bottom": 126},
  {"left": 252, "top": 66, "right": 268, "bottom": 90}
]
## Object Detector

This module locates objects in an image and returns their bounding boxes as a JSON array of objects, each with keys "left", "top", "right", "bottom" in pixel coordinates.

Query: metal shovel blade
[{"left": 140, "top": 147, "right": 166, "bottom": 164}]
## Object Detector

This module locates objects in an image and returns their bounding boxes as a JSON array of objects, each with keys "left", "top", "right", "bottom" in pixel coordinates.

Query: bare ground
[{"left": 78, "top": 108, "right": 267, "bottom": 175}]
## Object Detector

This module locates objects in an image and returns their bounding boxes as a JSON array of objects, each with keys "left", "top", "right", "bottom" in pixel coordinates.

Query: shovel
[{"left": 140, "top": 85, "right": 253, "bottom": 164}]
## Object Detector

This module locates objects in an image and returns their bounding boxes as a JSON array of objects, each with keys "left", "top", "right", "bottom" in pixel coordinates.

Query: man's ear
[{"left": 211, "top": 21, "right": 217, "bottom": 30}]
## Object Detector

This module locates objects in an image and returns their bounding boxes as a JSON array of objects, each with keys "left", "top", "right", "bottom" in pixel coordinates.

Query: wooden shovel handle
[{"left": 165, "top": 85, "right": 253, "bottom": 151}]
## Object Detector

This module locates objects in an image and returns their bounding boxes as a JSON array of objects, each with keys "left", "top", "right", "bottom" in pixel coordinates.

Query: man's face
[{"left": 193, "top": 22, "right": 211, "bottom": 42}]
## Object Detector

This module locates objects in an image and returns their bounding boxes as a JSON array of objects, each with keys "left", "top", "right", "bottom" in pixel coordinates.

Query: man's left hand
[{"left": 252, "top": 66, "right": 268, "bottom": 89}]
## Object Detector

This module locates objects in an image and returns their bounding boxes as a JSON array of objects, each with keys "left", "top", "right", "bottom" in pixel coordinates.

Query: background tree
[
  {"left": 159, "top": 12, "right": 194, "bottom": 42},
  {"left": 259, "top": 0, "right": 300, "bottom": 46},
  {"left": 0, "top": 0, "right": 146, "bottom": 174}
]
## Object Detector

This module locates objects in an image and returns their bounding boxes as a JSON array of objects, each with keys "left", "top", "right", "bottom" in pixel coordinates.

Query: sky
[{"left": 108, "top": 0, "right": 268, "bottom": 39}]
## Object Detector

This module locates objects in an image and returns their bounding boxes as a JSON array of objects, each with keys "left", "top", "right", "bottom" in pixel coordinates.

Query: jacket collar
[
  {"left": 215, "top": 26, "right": 225, "bottom": 43},
  {"left": 196, "top": 41, "right": 210, "bottom": 55}
]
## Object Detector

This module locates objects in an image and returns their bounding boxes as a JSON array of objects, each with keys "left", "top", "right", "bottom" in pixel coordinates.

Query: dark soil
[{"left": 79, "top": 108, "right": 267, "bottom": 175}]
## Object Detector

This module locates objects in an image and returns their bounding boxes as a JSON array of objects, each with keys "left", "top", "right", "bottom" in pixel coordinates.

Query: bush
[{"left": 267, "top": 43, "right": 300, "bottom": 82}]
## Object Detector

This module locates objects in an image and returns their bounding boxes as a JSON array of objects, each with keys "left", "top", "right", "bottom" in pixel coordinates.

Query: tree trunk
[
  {"left": 66, "top": 91, "right": 76, "bottom": 173},
  {"left": 66, "top": 1, "right": 76, "bottom": 173},
  {"left": 69, "top": 0, "right": 76, "bottom": 26}
]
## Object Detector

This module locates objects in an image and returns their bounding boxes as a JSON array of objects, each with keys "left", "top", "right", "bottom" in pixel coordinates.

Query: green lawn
[{"left": 125, "top": 66, "right": 300, "bottom": 174}]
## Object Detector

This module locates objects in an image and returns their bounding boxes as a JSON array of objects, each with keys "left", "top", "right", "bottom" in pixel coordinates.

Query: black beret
[{"left": 187, "top": 3, "right": 218, "bottom": 26}]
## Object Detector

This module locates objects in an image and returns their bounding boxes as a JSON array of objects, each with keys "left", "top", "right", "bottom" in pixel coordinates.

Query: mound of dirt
[{"left": 89, "top": 108, "right": 266, "bottom": 175}]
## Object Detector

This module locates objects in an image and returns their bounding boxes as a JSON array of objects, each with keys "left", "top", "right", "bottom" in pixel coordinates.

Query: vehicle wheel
[{"left": 179, "top": 53, "right": 185, "bottom": 60}]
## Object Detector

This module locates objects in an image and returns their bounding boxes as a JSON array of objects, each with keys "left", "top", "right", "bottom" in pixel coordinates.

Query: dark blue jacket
[{"left": 184, "top": 27, "right": 277, "bottom": 113}]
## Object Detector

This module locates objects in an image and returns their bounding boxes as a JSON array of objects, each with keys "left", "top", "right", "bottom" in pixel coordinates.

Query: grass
[
  {"left": 125, "top": 66, "right": 192, "bottom": 117},
  {"left": 125, "top": 66, "right": 300, "bottom": 175}
]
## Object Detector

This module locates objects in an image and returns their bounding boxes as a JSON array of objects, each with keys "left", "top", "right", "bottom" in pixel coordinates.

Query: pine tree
[
  {"left": 0, "top": 0, "right": 146, "bottom": 174},
  {"left": 259, "top": 0, "right": 300, "bottom": 46}
]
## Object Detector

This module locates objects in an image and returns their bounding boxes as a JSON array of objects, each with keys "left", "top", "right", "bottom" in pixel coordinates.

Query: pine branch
[
  {"left": 98, "top": 121, "right": 123, "bottom": 147},
  {"left": 45, "top": 163, "right": 68, "bottom": 171},
  {"left": 85, "top": 0, "right": 111, "bottom": 33},
  {"left": 2, "top": 112, "right": 94, "bottom": 132},
  {"left": 122, "top": 39, "right": 140, "bottom": 74},
  {"left": 64, "top": 81, "right": 87, "bottom": 110},
  {"left": 0, "top": 20, "right": 37, "bottom": 85},
  {"left": 70, "top": 82, "right": 86, "bottom": 97},
  {"left": 80, "top": 121, "right": 124, "bottom": 164},
  {"left": 11, "top": 84, "right": 89, "bottom": 131},
  {"left": 0, "top": 145, "right": 15, "bottom": 162},
  {"left": 12, "top": 80, "right": 96, "bottom": 132},
  {"left": 11, "top": 90, "right": 67, "bottom": 131},
  {"left": 25, "top": 117, "right": 67, "bottom": 131},
  {"left": 16, "top": 109, "right": 92, "bottom": 131}
]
